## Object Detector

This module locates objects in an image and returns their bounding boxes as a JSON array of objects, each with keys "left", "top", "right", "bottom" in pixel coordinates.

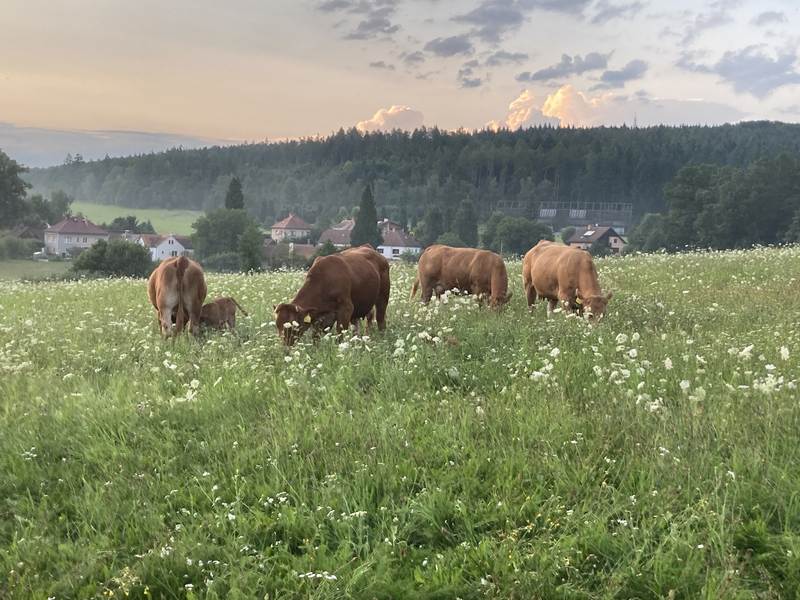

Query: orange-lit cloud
[
  {"left": 492, "top": 85, "right": 746, "bottom": 129},
  {"left": 356, "top": 105, "right": 424, "bottom": 132}
]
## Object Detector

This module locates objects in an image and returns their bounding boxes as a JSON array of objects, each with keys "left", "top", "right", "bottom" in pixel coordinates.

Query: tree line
[{"left": 23, "top": 122, "right": 800, "bottom": 235}]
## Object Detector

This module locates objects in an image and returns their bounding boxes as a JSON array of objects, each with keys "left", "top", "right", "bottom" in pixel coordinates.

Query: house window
[
  {"left": 569, "top": 209, "right": 586, "bottom": 218},
  {"left": 168, "top": 239, "right": 174, "bottom": 245},
  {"left": 171, "top": 250, "right": 178, "bottom": 257},
  {"left": 392, "top": 248, "right": 400, "bottom": 255},
  {"left": 539, "top": 208, "right": 556, "bottom": 218},
  {"left": 83, "top": 237, "right": 88, "bottom": 243}
]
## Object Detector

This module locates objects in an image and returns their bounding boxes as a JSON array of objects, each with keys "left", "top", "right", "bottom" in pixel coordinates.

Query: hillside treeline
[{"left": 25, "top": 122, "right": 800, "bottom": 230}]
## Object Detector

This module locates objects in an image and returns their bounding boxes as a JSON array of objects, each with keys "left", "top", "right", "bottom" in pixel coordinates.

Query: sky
[{"left": 2, "top": 0, "right": 800, "bottom": 166}]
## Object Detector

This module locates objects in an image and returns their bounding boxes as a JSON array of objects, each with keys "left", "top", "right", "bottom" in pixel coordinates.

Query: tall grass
[{"left": 2, "top": 247, "right": 800, "bottom": 598}]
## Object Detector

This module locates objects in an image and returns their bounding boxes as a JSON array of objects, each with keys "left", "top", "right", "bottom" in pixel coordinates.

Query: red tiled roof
[
  {"left": 271, "top": 213, "right": 311, "bottom": 230},
  {"left": 381, "top": 228, "right": 421, "bottom": 248},
  {"left": 318, "top": 228, "right": 352, "bottom": 246},
  {"left": 137, "top": 234, "right": 193, "bottom": 249},
  {"left": 46, "top": 217, "right": 108, "bottom": 236}
]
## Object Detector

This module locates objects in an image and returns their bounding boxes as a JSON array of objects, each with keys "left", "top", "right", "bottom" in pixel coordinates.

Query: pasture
[
  {"left": 2, "top": 247, "right": 800, "bottom": 599},
  {"left": 71, "top": 202, "right": 203, "bottom": 235},
  {"left": 0, "top": 259, "right": 70, "bottom": 281}
]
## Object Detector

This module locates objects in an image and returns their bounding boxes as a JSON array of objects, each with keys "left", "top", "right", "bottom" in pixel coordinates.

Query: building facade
[
  {"left": 566, "top": 226, "right": 627, "bottom": 255},
  {"left": 271, "top": 213, "right": 312, "bottom": 242},
  {"left": 44, "top": 217, "right": 110, "bottom": 256},
  {"left": 136, "top": 234, "right": 194, "bottom": 261}
]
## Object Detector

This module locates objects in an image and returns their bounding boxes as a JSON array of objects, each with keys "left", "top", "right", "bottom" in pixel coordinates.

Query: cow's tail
[
  {"left": 174, "top": 256, "right": 189, "bottom": 333},
  {"left": 410, "top": 276, "right": 419, "bottom": 299},
  {"left": 232, "top": 298, "right": 248, "bottom": 316}
]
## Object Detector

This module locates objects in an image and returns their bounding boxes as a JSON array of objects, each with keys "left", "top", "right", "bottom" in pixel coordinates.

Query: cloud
[
  {"left": 356, "top": 105, "right": 424, "bottom": 132},
  {"left": 401, "top": 51, "right": 426, "bottom": 65},
  {"left": 369, "top": 60, "right": 396, "bottom": 70},
  {"left": 519, "top": 0, "right": 592, "bottom": 14},
  {"left": 516, "top": 52, "right": 610, "bottom": 82},
  {"left": 538, "top": 84, "right": 745, "bottom": 126},
  {"left": 424, "top": 34, "right": 474, "bottom": 57},
  {"left": 488, "top": 85, "right": 747, "bottom": 130},
  {"left": 344, "top": 7, "right": 400, "bottom": 39},
  {"left": 678, "top": 46, "right": 800, "bottom": 98},
  {"left": 458, "top": 62, "right": 483, "bottom": 88},
  {"left": 316, "top": 0, "right": 401, "bottom": 40},
  {"left": 590, "top": 0, "right": 645, "bottom": 24},
  {"left": 486, "top": 50, "right": 529, "bottom": 66},
  {"left": 682, "top": 0, "right": 741, "bottom": 45},
  {"left": 453, "top": 0, "right": 527, "bottom": 43},
  {"left": 0, "top": 122, "right": 234, "bottom": 168},
  {"left": 487, "top": 90, "right": 560, "bottom": 130},
  {"left": 593, "top": 59, "right": 648, "bottom": 89},
  {"left": 752, "top": 11, "right": 786, "bottom": 27}
]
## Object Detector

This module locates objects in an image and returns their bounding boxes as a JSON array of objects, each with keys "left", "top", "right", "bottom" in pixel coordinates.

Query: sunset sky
[{"left": 2, "top": 0, "right": 799, "bottom": 166}]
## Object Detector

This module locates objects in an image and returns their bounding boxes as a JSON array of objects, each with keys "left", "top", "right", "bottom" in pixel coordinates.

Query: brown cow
[
  {"left": 522, "top": 240, "right": 612, "bottom": 320},
  {"left": 274, "top": 245, "right": 390, "bottom": 345},
  {"left": 411, "top": 244, "right": 512, "bottom": 308},
  {"left": 147, "top": 256, "right": 207, "bottom": 336},
  {"left": 200, "top": 297, "right": 248, "bottom": 330}
]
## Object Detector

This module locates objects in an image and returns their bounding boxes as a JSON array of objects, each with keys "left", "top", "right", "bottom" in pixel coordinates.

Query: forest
[{"left": 24, "top": 122, "right": 800, "bottom": 234}]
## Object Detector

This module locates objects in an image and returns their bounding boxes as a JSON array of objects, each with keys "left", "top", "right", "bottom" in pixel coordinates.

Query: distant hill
[{"left": 24, "top": 122, "right": 800, "bottom": 229}]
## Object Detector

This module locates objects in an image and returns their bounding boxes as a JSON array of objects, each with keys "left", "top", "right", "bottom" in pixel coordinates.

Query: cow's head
[
  {"left": 582, "top": 291, "right": 613, "bottom": 321},
  {"left": 489, "top": 291, "right": 513, "bottom": 309},
  {"left": 274, "top": 303, "right": 314, "bottom": 345}
]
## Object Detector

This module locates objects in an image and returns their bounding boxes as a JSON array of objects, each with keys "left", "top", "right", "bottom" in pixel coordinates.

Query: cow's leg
[
  {"left": 420, "top": 280, "right": 434, "bottom": 304},
  {"left": 184, "top": 296, "right": 202, "bottom": 336},
  {"left": 524, "top": 282, "right": 537, "bottom": 309},
  {"left": 546, "top": 298, "right": 558, "bottom": 317},
  {"left": 336, "top": 302, "right": 354, "bottom": 334}
]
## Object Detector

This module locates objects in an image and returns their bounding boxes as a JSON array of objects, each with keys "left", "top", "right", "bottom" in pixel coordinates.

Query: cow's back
[
  {"left": 302, "top": 251, "right": 381, "bottom": 319},
  {"left": 529, "top": 243, "right": 594, "bottom": 298}
]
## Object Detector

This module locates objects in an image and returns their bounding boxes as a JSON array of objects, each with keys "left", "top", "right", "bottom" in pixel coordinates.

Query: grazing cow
[
  {"left": 200, "top": 297, "right": 248, "bottom": 330},
  {"left": 147, "top": 256, "right": 207, "bottom": 336},
  {"left": 274, "top": 245, "right": 390, "bottom": 345},
  {"left": 411, "top": 244, "right": 512, "bottom": 308},
  {"left": 523, "top": 240, "right": 612, "bottom": 320}
]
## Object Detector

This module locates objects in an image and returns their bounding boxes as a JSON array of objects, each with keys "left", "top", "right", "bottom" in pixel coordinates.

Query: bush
[
  {"left": 202, "top": 252, "right": 242, "bottom": 272},
  {"left": 0, "top": 235, "right": 41, "bottom": 260},
  {"left": 436, "top": 232, "right": 466, "bottom": 247},
  {"left": 399, "top": 251, "right": 420, "bottom": 264},
  {"left": 71, "top": 239, "right": 154, "bottom": 277}
]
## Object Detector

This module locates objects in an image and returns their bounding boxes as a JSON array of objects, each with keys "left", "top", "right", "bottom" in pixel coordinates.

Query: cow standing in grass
[
  {"left": 523, "top": 240, "right": 612, "bottom": 320},
  {"left": 274, "top": 245, "right": 390, "bottom": 345},
  {"left": 147, "top": 256, "right": 207, "bottom": 336},
  {"left": 200, "top": 297, "right": 248, "bottom": 330},
  {"left": 411, "top": 244, "right": 512, "bottom": 308}
]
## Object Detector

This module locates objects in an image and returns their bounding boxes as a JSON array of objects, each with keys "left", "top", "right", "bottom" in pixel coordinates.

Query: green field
[
  {"left": 0, "top": 259, "right": 70, "bottom": 281},
  {"left": 2, "top": 248, "right": 800, "bottom": 598},
  {"left": 72, "top": 202, "right": 203, "bottom": 235}
]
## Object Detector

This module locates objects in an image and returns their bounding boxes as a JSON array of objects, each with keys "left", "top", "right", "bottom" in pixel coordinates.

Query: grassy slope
[
  {"left": 72, "top": 201, "right": 203, "bottom": 235},
  {"left": 0, "top": 259, "right": 70, "bottom": 281},
  {"left": 2, "top": 248, "right": 800, "bottom": 598}
]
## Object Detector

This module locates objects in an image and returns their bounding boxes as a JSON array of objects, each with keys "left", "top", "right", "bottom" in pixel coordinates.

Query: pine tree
[
  {"left": 453, "top": 200, "right": 478, "bottom": 247},
  {"left": 350, "top": 183, "right": 382, "bottom": 248},
  {"left": 225, "top": 176, "right": 245, "bottom": 210},
  {"left": 421, "top": 207, "right": 444, "bottom": 247},
  {"left": 239, "top": 223, "right": 263, "bottom": 272}
]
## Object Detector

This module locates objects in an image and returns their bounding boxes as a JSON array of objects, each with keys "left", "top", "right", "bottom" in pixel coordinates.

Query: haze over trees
[{"left": 23, "top": 122, "right": 800, "bottom": 233}]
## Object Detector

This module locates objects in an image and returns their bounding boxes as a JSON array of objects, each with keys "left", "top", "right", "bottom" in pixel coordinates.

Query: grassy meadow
[
  {"left": 72, "top": 202, "right": 203, "bottom": 235},
  {"left": 0, "top": 259, "right": 70, "bottom": 281},
  {"left": 2, "top": 247, "right": 800, "bottom": 598}
]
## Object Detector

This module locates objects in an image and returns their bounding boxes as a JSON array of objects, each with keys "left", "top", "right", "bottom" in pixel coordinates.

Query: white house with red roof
[
  {"left": 135, "top": 234, "right": 194, "bottom": 261},
  {"left": 271, "top": 213, "right": 312, "bottom": 242},
  {"left": 317, "top": 218, "right": 422, "bottom": 260},
  {"left": 44, "top": 216, "right": 110, "bottom": 256}
]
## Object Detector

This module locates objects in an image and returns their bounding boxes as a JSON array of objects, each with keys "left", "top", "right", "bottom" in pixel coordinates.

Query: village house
[
  {"left": 317, "top": 218, "right": 422, "bottom": 260},
  {"left": 136, "top": 234, "right": 194, "bottom": 261},
  {"left": 270, "top": 213, "right": 312, "bottom": 242},
  {"left": 44, "top": 216, "right": 109, "bottom": 256},
  {"left": 566, "top": 225, "right": 627, "bottom": 255}
]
